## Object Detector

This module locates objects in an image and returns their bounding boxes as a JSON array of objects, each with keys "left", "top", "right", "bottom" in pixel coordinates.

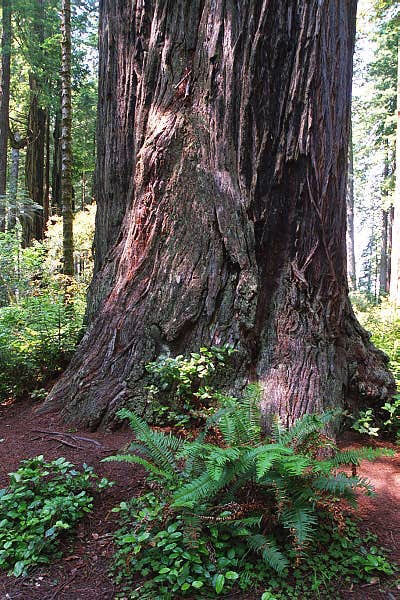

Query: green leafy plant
[
  {"left": 145, "top": 345, "right": 236, "bottom": 428},
  {"left": 105, "top": 380, "right": 393, "bottom": 597},
  {"left": 351, "top": 408, "right": 380, "bottom": 437},
  {"left": 381, "top": 394, "right": 400, "bottom": 442},
  {"left": 259, "top": 518, "right": 395, "bottom": 599},
  {"left": 0, "top": 205, "right": 95, "bottom": 401},
  {"left": 0, "top": 455, "right": 112, "bottom": 576}
]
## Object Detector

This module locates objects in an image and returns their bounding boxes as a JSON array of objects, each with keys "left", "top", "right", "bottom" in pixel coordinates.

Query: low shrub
[
  {"left": 145, "top": 345, "right": 236, "bottom": 428},
  {"left": 0, "top": 280, "right": 85, "bottom": 400},
  {"left": 0, "top": 455, "right": 112, "bottom": 576},
  {"left": 350, "top": 300, "right": 400, "bottom": 442}
]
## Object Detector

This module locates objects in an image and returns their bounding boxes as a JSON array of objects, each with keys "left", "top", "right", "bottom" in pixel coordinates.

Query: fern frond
[
  {"left": 312, "top": 473, "right": 361, "bottom": 496},
  {"left": 271, "top": 415, "right": 285, "bottom": 444},
  {"left": 282, "top": 506, "right": 317, "bottom": 545},
  {"left": 275, "top": 454, "right": 312, "bottom": 477},
  {"left": 241, "top": 383, "right": 262, "bottom": 435},
  {"left": 247, "top": 534, "right": 289, "bottom": 574},
  {"left": 328, "top": 447, "right": 394, "bottom": 468},
  {"left": 277, "top": 410, "right": 339, "bottom": 448},
  {"left": 205, "top": 447, "right": 241, "bottom": 481},
  {"left": 102, "top": 454, "right": 172, "bottom": 480},
  {"left": 172, "top": 472, "right": 223, "bottom": 507},
  {"left": 116, "top": 408, "right": 181, "bottom": 475}
]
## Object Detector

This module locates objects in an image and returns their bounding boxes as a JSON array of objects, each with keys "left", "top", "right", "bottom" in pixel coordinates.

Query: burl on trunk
[{"left": 42, "top": 0, "right": 394, "bottom": 429}]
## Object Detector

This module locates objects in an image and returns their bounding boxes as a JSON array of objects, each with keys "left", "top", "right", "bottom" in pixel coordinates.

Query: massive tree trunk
[
  {"left": 60, "top": 0, "right": 74, "bottom": 276},
  {"left": 0, "top": 0, "right": 11, "bottom": 231},
  {"left": 43, "top": 0, "right": 395, "bottom": 430}
]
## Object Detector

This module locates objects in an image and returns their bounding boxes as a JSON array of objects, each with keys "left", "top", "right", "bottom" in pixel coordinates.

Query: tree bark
[
  {"left": 43, "top": 0, "right": 395, "bottom": 431},
  {"left": 43, "top": 107, "right": 50, "bottom": 229},
  {"left": 390, "top": 42, "right": 400, "bottom": 303},
  {"left": 7, "top": 133, "right": 21, "bottom": 229},
  {"left": 52, "top": 108, "right": 62, "bottom": 214},
  {"left": 24, "top": 72, "right": 46, "bottom": 245},
  {"left": 379, "top": 209, "right": 388, "bottom": 296},
  {"left": 0, "top": 0, "right": 11, "bottom": 231},
  {"left": 60, "top": 0, "right": 74, "bottom": 276},
  {"left": 388, "top": 204, "right": 394, "bottom": 292},
  {"left": 379, "top": 147, "right": 390, "bottom": 296},
  {"left": 24, "top": 0, "right": 46, "bottom": 245},
  {"left": 347, "top": 120, "right": 356, "bottom": 291}
]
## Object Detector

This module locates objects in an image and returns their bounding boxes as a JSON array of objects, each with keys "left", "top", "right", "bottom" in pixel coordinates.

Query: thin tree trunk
[
  {"left": 347, "top": 120, "right": 356, "bottom": 290},
  {"left": 52, "top": 109, "right": 62, "bottom": 214},
  {"left": 0, "top": 0, "right": 11, "bottom": 231},
  {"left": 81, "top": 172, "right": 86, "bottom": 210},
  {"left": 8, "top": 141, "right": 19, "bottom": 229},
  {"left": 42, "top": 0, "right": 395, "bottom": 431},
  {"left": 60, "top": 0, "right": 74, "bottom": 276},
  {"left": 390, "top": 43, "right": 400, "bottom": 303},
  {"left": 379, "top": 147, "right": 390, "bottom": 296},
  {"left": 388, "top": 205, "right": 394, "bottom": 292},
  {"left": 379, "top": 209, "right": 388, "bottom": 296},
  {"left": 43, "top": 107, "right": 50, "bottom": 229},
  {"left": 24, "top": 0, "right": 46, "bottom": 245}
]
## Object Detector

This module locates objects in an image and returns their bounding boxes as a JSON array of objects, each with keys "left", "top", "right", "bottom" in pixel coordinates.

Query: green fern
[
  {"left": 282, "top": 506, "right": 317, "bottom": 544},
  {"left": 247, "top": 534, "right": 289, "bottom": 574},
  {"left": 103, "top": 454, "right": 173, "bottom": 480},
  {"left": 106, "top": 367, "right": 391, "bottom": 578}
]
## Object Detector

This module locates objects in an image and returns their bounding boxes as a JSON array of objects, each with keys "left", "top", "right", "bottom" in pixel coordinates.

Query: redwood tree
[
  {"left": 43, "top": 0, "right": 395, "bottom": 430},
  {"left": 0, "top": 0, "right": 11, "bottom": 231},
  {"left": 60, "top": 0, "right": 74, "bottom": 276}
]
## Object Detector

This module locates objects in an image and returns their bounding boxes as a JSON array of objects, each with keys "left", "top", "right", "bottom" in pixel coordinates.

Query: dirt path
[{"left": 0, "top": 399, "right": 399, "bottom": 600}]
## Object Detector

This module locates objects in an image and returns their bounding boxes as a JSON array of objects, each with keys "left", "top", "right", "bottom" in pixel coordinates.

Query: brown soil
[{"left": 0, "top": 399, "right": 399, "bottom": 600}]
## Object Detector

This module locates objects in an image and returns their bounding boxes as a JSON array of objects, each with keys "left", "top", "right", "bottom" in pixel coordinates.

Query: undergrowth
[
  {"left": 0, "top": 455, "right": 112, "bottom": 576},
  {"left": 105, "top": 368, "right": 395, "bottom": 599}
]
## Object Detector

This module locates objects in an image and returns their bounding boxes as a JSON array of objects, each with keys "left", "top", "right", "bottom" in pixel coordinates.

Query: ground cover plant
[
  {"left": 0, "top": 455, "right": 112, "bottom": 577},
  {"left": 104, "top": 359, "right": 395, "bottom": 599}
]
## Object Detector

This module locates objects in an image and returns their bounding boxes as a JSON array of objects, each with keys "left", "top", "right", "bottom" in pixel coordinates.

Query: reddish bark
[
  {"left": 43, "top": 0, "right": 395, "bottom": 430},
  {"left": 0, "top": 0, "right": 11, "bottom": 231}
]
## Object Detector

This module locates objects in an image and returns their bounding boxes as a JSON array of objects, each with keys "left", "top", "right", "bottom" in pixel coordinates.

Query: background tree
[
  {"left": 42, "top": 0, "right": 394, "bottom": 430},
  {"left": 352, "top": 0, "right": 399, "bottom": 300},
  {"left": 390, "top": 42, "right": 400, "bottom": 302},
  {"left": 60, "top": 0, "right": 73, "bottom": 276},
  {"left": 0, "top": 0, "right": 12, "bottom": 231},
  {"left": 347, "top": 121, "right": 357, "bottom": 291}
]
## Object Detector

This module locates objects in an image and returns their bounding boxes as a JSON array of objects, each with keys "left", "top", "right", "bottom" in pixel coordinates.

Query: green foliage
[
  {"left": 0, "top": 455, "right": 112, "bottom": 577},
  {"left": 357, "top": 301, "right": 400, "bottom": 384},
  {"left": 259, "top": 519, "right": 394, "bottom": 600},
  {"left": 0, "top": 207, "right": 95, "bottom": 400},
  {"left": 111, "top": 493, "right": 250, "bottom": 599},
  {"left": 112, "top": 499, "right": 394, "bottom": 600},
  {"left": 0, "top": 279, "right": 85, "bottom": 400},
  {"left": 351, "top": 409, "right": 381, "bottom": 437},
  {"left": 105, "top": 367, "right": 394, "bottom": 597},
  {"left": 145, "top": 345, "right": 236, "bottom": 428},
  {"left": 351, "top": 301, "right": 400, "bottom": 441}
]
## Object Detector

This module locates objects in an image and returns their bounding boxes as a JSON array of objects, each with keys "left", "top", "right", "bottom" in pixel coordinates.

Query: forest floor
[{"left": 0, "top": 398, "right": 399, "bottom": 600}]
